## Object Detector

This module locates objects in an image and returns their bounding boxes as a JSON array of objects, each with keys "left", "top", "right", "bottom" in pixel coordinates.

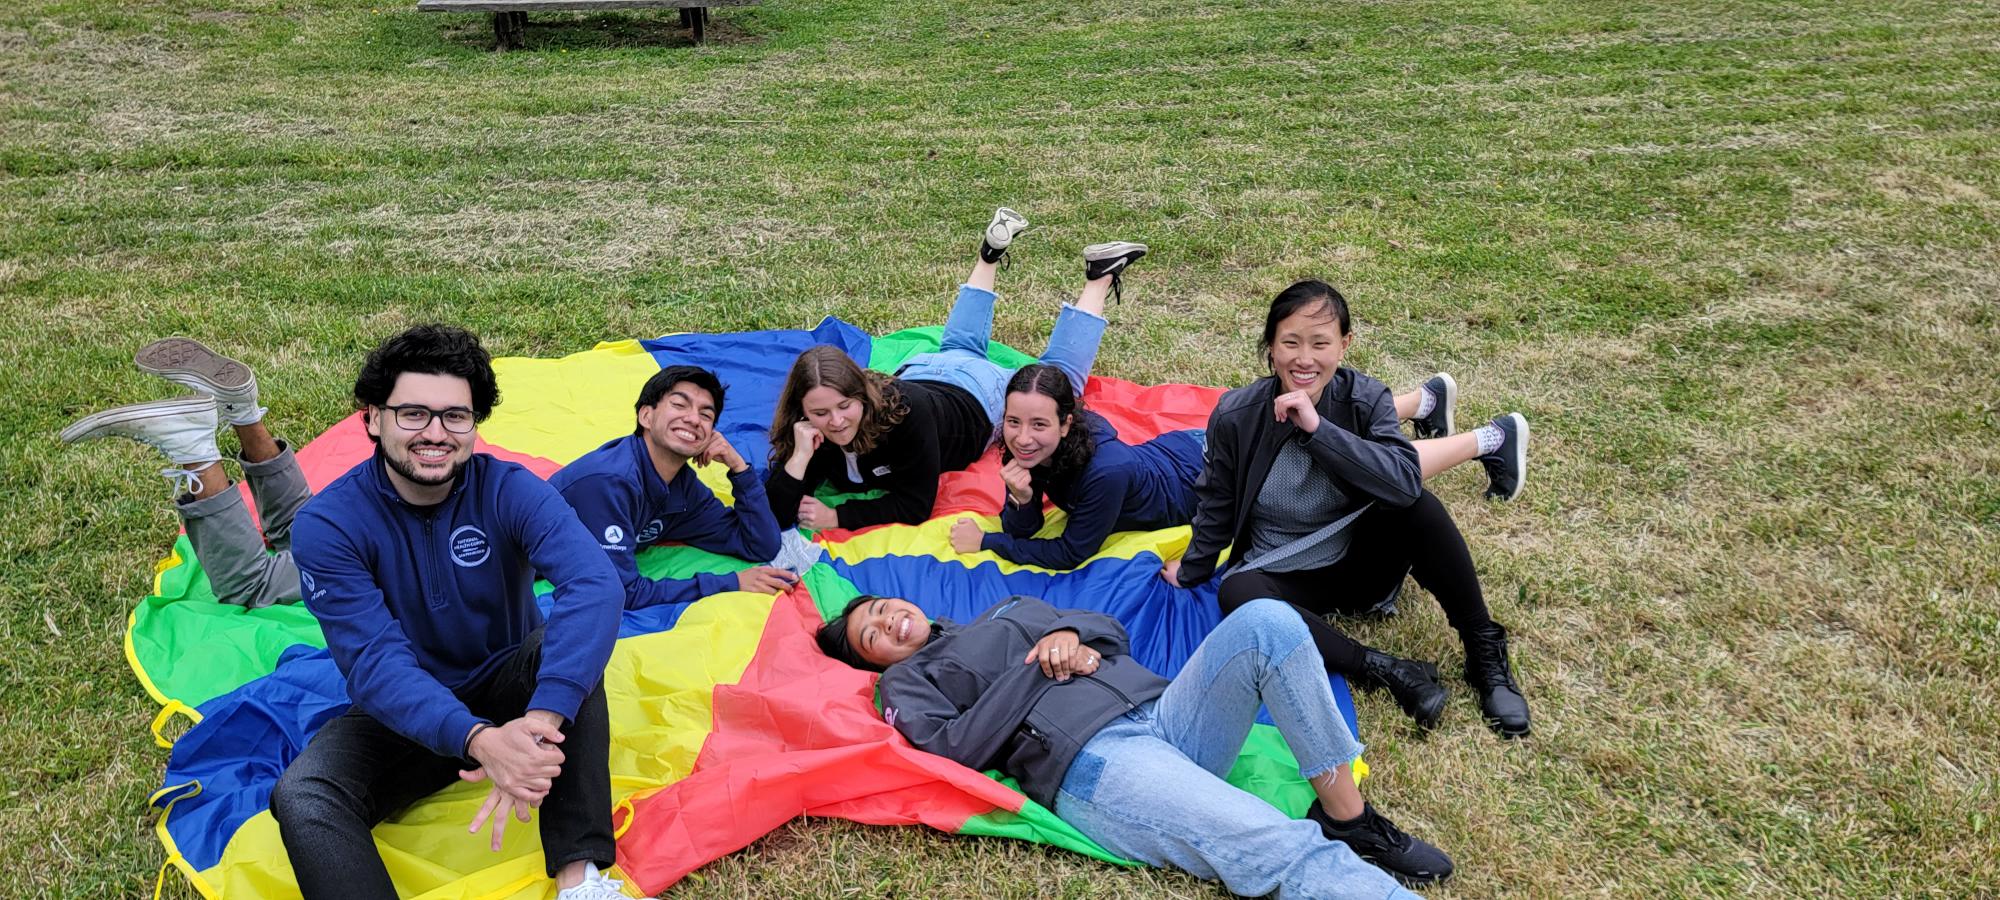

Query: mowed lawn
[{"left": 4, "top": 0, "right": 1996, "bottom": 896}]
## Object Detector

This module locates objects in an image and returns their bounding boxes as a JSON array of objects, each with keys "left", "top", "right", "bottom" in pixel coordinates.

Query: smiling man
[
  {"left": 275, "top": 325, "right": 640, "bottom": 900},
  {"left": 550, "top": 365, "right": 793, "bottom": 612}
]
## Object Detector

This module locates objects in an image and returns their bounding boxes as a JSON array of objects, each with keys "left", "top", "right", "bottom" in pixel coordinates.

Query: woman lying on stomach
[{"left": 817, "top": 593, "right": 1453, "bottom": 898}]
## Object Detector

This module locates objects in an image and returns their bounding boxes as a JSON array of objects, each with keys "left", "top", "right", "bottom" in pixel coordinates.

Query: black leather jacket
[
  {"left": 1178, "top": 369, "right": 1422, "bottom": 587},
  {"left": 878, "top": 596, "right": 1169, "bottom": 809}
]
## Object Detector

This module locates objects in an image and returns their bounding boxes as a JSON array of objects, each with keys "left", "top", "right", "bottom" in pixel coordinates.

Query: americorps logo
[
  {"left": 603, "top": 524, "right": 625, "bottom": 545},
  {"left": 449, "top": 525, "right": 491, "bottom": 567}
]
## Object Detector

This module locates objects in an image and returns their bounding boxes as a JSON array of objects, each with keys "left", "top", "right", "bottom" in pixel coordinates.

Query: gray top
[{"left": 1242, "top": 439, "right": 1356, "bottom": 573}]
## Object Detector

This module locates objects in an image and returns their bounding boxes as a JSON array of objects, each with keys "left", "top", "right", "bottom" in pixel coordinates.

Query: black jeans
[
  {"left": 1217, "top": 489, "right": 1495, "bottom": 677},
  {"left": 270, "top": 630, "right": 614, "bottom": 899}
]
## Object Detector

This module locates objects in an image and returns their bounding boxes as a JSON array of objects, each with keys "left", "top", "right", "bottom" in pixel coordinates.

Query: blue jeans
[
  {"left": 1053, "top": 599, "right": 1416, "bottom": 900},
  {"left": 896, "top": 284, "right": 1108, "bottom": 424}
]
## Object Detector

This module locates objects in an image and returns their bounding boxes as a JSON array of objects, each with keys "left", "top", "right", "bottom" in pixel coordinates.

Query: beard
[{"left": 384, "top": 442, "right": 468, "bottom": 488}]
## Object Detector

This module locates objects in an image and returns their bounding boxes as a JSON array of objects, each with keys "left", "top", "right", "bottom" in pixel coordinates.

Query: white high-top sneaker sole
[
  {"left": 135, "top": 337, "right": 261, "bottom": 424},
  {"left": 61, "top": 396, "right": 221, "bottom": 465},
  {"left": 985, "top": 207, "right": 1030, "bottom": 251}
]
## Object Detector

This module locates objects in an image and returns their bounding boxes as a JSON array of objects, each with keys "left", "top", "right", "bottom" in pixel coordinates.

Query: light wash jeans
[
  {"left": 896, "top": 284, "right": 1108, "bottom": 424},
  {"left": 1053, "top": 599, "right": 1417, "bottom": 900}
]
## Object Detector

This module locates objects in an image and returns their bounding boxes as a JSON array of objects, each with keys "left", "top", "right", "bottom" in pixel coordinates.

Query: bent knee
[
  {"left": 270, "top": 766, "right": 354, "bottom": 828},
  {"left": 1229, "top": 598, "right": 1311, "bottom": 643}
]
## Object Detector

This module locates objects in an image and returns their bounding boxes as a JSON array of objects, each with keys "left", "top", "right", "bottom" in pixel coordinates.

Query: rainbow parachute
[{"left": 130, "top": 320, "right": 1364, "bottom": 898}]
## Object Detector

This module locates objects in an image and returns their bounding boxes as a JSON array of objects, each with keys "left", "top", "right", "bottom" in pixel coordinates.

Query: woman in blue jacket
[{"left": 819, "top": 593, "right": 1452, "bottom": 896}]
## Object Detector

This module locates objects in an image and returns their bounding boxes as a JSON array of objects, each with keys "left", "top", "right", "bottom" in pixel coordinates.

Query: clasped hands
[{"left": 460, "top": 711, "right": 566, "bottom": 851}]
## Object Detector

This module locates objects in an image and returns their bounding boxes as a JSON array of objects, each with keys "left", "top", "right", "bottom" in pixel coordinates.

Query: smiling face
[
  {"left": 639, "top": 380, "right": 718, "bottom": 461},
  {"left": 801, "top": 385, "right": 864, "bottom": 448},
  {"left": 1268, "top": 300, "right": 1353, "bottom": 401},
  {"left": 1002, "top": 391, "right": 1073, "bottom": 468},
  {"left": 845, "top": 595, "right": 930, "bottom": 668},
  {"left": 367, "top": 371, "right": 477, "bottom": 501}
]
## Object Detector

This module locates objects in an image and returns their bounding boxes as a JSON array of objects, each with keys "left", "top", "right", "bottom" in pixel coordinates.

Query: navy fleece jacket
[
  {"left": 984, "top": 414, "right": 1205, "bottom": 569},
  {"left": 549, "top": 433, "right": 782, "bottom": 610},
  {"left": 291, "top": 453, "right": 622, "bottom": 759}
]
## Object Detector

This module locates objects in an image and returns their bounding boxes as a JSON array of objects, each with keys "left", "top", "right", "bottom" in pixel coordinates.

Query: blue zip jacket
[
  {"left": 984, "top": 413, "right": 1205, "bottom": 569},
  {"left": 292, "top": 452, "right": 623, "bottom": 760},
  {"left": 549, "top": 433, "right": 782, "bottom": 611}
]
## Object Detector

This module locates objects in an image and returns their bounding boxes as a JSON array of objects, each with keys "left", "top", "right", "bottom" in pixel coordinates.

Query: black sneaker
[
  {"left": 1082, "top": 241, "right": 1147, "bottom": 303},
  {"left": 978, "top": 207, "right": 1029, "bottom": 264},
  {"left": 1477, "top": 412, "right": 1529, "bottom": 501},
  {"left": 1308, "top": 800, "right": 1454, "bottom": 887},
  {"left": 1411, "top": 372, "right": 1456, "bottom": 439},
  {"left": 1464, "top": 621, "right": 1531, "bottom": 738},
  {"left": 1361, "top": 649, "right": 1447, "bottom": 731}
]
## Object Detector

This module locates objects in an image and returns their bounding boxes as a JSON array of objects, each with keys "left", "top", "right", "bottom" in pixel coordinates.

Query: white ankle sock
[
  {"left": 1474, "top": 423, "right": 1504, "bottom": 456},
  {"left": 1414, "top": 388, "right": 1437, "bottom": 419}
]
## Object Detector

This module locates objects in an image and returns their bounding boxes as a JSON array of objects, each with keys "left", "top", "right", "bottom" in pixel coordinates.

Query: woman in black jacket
[
  {"left": 1162, "top": 280, "right": 1532, "bottom": 738},
  {"left": 819, "top": 593, "right": 1451, "bottom": 896}
]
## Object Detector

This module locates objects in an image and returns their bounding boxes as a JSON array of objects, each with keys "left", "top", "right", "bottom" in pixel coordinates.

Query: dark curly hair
[
  {"left": 998, "top": 364, "right": 1095, "bottom": 478},
  {"left": 351, "top": 325, "right": 500, "bottom": 441},
  {"left": 768, "top": 345, "right": 909, "bottom": 465},
  {"left": 634, "top": 365, "right": 727, "bottom": 435}
]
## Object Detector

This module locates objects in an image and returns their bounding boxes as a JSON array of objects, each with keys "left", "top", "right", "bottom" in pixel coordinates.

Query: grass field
[{"left": 4, "top": 0, "right": 1997, "bottom": 896}]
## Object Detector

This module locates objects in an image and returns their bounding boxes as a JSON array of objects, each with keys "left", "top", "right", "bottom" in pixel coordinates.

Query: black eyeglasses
[{"left": 381, "top": 404, "right": 477, "bottom": 434}]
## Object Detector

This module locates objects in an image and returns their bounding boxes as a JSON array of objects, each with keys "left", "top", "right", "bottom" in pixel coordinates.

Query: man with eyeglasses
[
  {"left": 270, "top": 324, "right": 643, "bottom": 899},
  {"left": 551, "top": 365, "right": 795, "bottom": 614}
]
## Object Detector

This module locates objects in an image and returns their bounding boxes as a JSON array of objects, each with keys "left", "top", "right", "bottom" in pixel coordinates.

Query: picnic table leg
[
  {"left": 691, "top": 7, "right": 706, "bottom": 43},
  {"left": 492, "top": 10, "right": 526, "bottom": 50}
]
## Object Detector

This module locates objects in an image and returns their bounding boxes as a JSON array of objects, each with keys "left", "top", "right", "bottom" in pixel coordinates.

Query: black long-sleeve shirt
[{"left": 765, "top": 378, "right": 992, "bottom": 529}]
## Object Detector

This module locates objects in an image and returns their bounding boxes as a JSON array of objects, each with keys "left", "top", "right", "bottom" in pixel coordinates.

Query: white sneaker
[
  {"left": 135, "top": 337, "right": 264, "bottom": 426},
  {"left": 556, "top": 862, "right": 648, "bottom": 900},
  {"left": 979, "top": 206, "right": 1030, "bottom": 263},
  {"left": 61, "top": 396, "right": 222, "bottom": 466}
]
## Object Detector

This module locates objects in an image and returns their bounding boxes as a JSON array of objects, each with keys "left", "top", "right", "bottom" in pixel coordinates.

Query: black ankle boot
[
  {"left": 1463, "top": 623, "right": 1531, "bottom": 738},
  {"left": 1362, "top": 650, "right": 1446, "bottom": 730}
]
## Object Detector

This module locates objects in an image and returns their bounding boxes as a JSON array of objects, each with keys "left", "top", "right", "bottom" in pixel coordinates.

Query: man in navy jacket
[
  {"left": 551, "top": 365, "right": 793, "bottom": 611},
  {"left": 273, "top": 325, "right": 639, "bottom": 900}
]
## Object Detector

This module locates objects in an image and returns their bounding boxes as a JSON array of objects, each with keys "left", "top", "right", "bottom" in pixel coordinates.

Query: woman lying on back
[{"left": 819, "top": 592, "right": 1453, "bottom": 897}]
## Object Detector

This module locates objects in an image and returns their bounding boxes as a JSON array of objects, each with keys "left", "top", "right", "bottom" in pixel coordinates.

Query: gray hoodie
[{"left": 878, "top": 596, "right": 1169, "bottom": 809}]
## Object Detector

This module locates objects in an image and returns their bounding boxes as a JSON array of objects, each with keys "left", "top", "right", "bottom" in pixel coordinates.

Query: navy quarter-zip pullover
[
  {"left": 984, "top": 413, "right": 1205, "bottom": 569},
  {"left": 291, "top": 452, "right": 623, "bottom": 759},
  {"left": 550, "top": 433, "right": 782, "bottom": 611}
]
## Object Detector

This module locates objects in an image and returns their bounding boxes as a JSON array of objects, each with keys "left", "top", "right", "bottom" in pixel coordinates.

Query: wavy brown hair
[{"left": 768, "top": 345, "right": 909, "bottom": 465}]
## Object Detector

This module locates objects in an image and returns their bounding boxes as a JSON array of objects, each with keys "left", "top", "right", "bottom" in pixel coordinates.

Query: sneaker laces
[
  {"left": 557, "top": 864, "right": 635, "bottom": 900},
  {"left": 1108, "top": 271, "right": 1124, "bottom": 303},
  {"left": 161, "top": 466, "right": 207, "bottom": 499},
  {"left": 1354, "top": 806, "right": 1415, "bottom": 854}
]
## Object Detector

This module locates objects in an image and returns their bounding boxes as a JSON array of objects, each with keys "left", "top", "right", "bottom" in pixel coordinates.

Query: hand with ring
[{"left": 1024, "top": 629, "right": 1099, "bottom": 681}]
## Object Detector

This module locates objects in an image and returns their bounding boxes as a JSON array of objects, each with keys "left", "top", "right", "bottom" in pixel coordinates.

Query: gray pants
[{"left": 179, "top": 441, "right": 308, "bottom": 608}]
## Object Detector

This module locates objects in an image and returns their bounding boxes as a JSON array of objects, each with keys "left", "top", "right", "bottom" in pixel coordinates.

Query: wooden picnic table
[{"left": 417, "top": 0, "right": 758, "bottom": 49}]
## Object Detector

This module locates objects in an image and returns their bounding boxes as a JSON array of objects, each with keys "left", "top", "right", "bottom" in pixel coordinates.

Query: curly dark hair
[
  {"left": 768, "top": 345, "right": 909, "bottom": 465},
  {"left": 351, "top": 325, "right": 501, "bottom": 436},
  {"left": 998, "top": 364, "right": 1095, "bottom": 477}
]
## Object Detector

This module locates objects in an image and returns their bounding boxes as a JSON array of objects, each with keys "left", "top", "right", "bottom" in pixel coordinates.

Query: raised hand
[
  {"left": 784, "top": 420, "right": 823, "bottom": 479},
  {"left": 698, "top": 431, "right": 749, "bottom": 473},
  {"left": 1272, "top": 389, "right": 1322, "bottom": 434},
  {"left": 999, "top": 459, "right": 1035, "bottom": 507}
]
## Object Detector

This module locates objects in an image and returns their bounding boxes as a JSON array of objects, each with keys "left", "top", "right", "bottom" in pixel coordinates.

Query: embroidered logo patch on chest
[{"left": 449, "top": 525, "right": 492, "bottom": 567}]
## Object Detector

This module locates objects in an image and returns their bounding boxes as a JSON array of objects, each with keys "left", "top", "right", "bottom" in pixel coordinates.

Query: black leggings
[{"left": 1216, "top": 489, "right": 1494, "bottom": 678}]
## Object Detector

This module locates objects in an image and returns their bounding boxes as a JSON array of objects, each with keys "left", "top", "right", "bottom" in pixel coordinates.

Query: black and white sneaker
[
  {"left": 1082, "top": 241, "right": 1147, "bottom": 302},
  {"left": 1478, "top": 412, "right": 1529, "bottom": 501},
  {"left": 978, "top": 207, "right": 1030, "bottom": 264},
  {"left": 1411, "top": 372, "right": 1456, "bottom": 439},
  {"left": 1309, "top": 801, "right": 1454, "bottom": 887}
]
